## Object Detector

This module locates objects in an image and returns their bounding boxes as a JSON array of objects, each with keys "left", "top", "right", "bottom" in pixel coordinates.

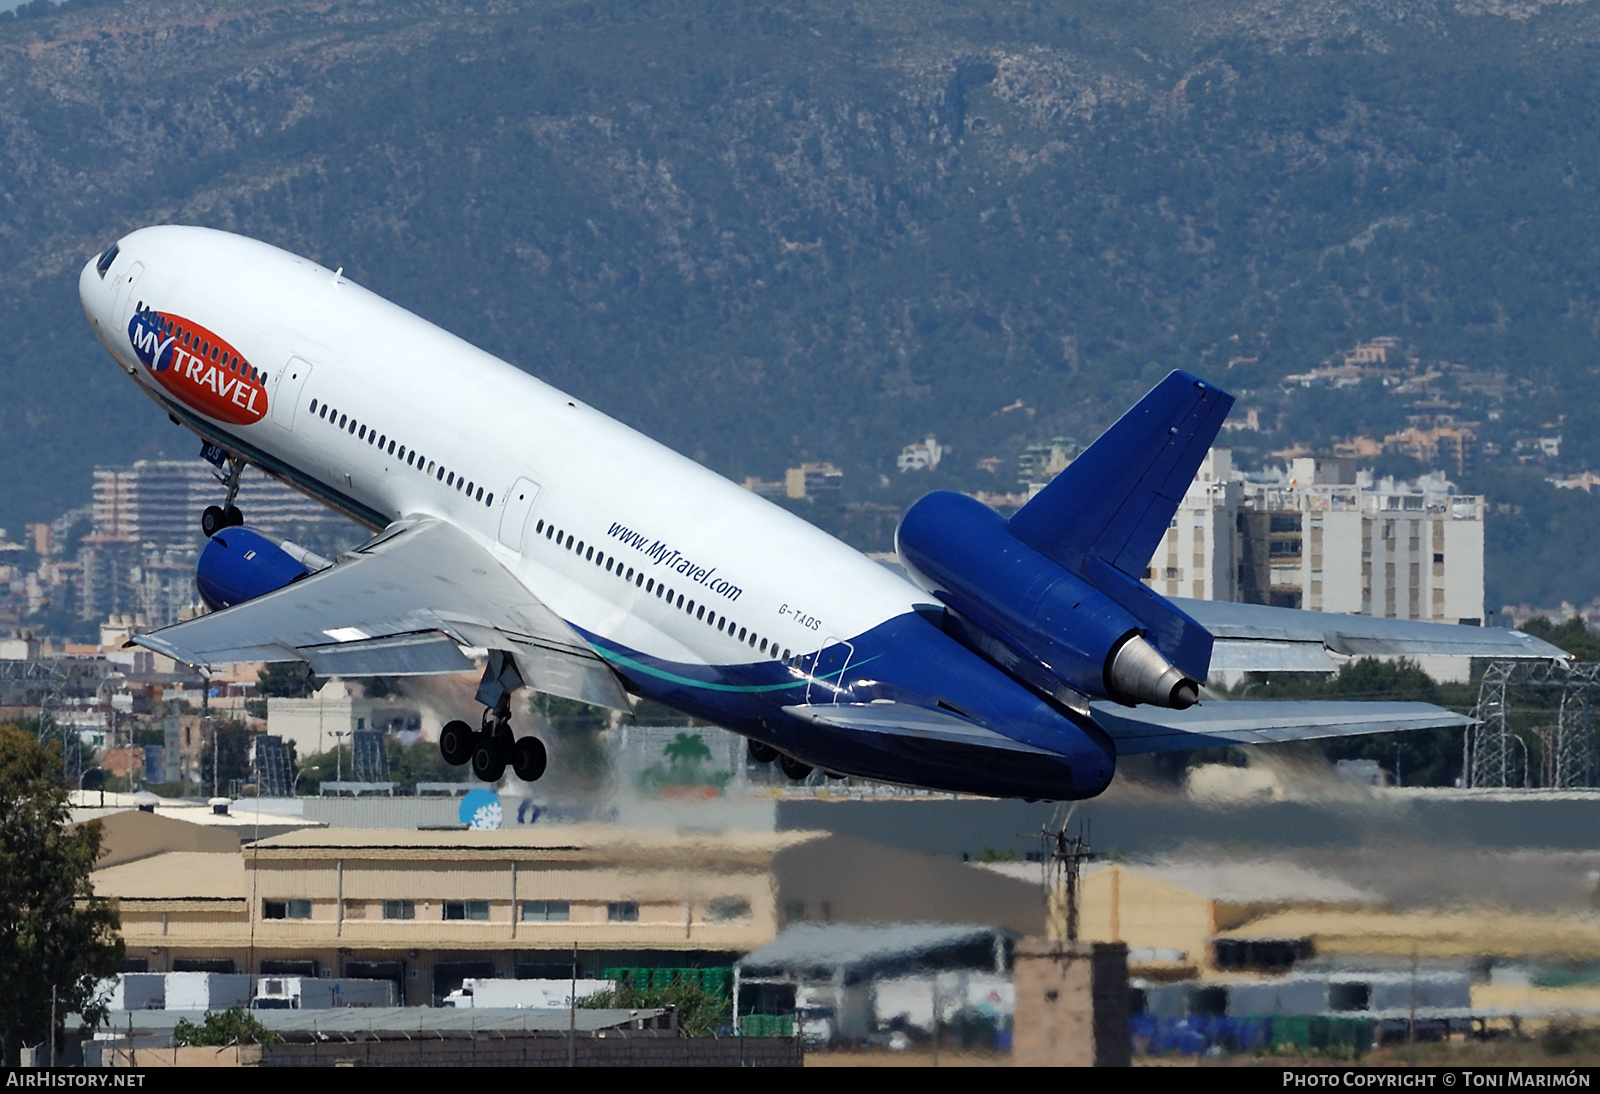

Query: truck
[
  {"left": 443, "top": 978, "right": 613, "bottom": 1009},
  {"left": 252, "top": 976, "right": 396, "bottom": 1010}
]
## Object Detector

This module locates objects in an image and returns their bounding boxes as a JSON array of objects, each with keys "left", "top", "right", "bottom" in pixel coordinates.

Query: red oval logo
[{"left": 127, "top": 308, "right": 268, "bottom": 426}]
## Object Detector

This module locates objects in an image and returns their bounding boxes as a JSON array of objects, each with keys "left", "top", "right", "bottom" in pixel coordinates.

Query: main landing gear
[
  {"left": 440, "top": 650, "right": 548, "bottom": 784},
  {"left": 747, "top": 737, "right": 842, "bottom": 783},
  {"left": 201, "top": 454, "right": 249, "bottom": 537}
]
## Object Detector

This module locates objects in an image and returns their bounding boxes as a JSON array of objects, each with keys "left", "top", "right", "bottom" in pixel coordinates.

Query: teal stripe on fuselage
[{"left": 586, "top": 638, "right": 879, "bottom": 695}]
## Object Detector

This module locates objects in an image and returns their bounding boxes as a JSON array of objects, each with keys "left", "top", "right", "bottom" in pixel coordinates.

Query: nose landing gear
[
  {"left": 438, "top": 650, "right": 549, "bottom": 784},
  {"left": 201, "top": 454, "right": 249, "bottom": 537}
]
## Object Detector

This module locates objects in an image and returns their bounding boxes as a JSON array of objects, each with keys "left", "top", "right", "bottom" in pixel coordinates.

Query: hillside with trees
[{"left": 6, "top": 0, "right": 1600, "bottom": 606}]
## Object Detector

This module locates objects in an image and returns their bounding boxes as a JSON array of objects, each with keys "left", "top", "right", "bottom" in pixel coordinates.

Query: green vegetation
[
  {"left": 171, "top": 1008, "right": 278, "bottom": 1047},
  {"left": 0, "top": 724, "right": 123, "bottom": 1064},
  {"left": 637, "top": 731, "right": 733, "bottom": 795},
  {"left": 578, "top": 977, "right": 730, "bottom": 1038},
  {"left": 254, "top": 663, "right": 313, "bottom": 700},
  {"left": 9, "top": 0, "right": 1600, "bottom": 612},
  {"left": 294, "top": 736, "right": 465, "bottom": 794}
]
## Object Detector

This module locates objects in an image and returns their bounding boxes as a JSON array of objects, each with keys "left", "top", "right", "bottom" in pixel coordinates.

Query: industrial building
[
  {"left": 1070, "top": 855, "right": 1600, "bottom": 1023},
  {"left": 89, "top": 821, "right": 1045, "bottom": 1007}
]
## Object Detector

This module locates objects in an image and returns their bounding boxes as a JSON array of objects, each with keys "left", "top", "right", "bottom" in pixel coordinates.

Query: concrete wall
[{"left": 1012, "top": 939, "right": 1130, "bottom": 1067}]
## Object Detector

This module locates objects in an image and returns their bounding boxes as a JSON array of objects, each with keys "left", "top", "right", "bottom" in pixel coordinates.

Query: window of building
[
  {"left": 382, "top": 900, "right": 415, "bottom": 921},
  {"left": 1329, "top": 982, "right": 1371, "bottom": 1012},
  {"left": 1212, "top": 938, "right": 1310, "bottom": 972},
  {"left": 443, "top": 900, "right": 490, "bottom": 921},
  {"left": 606, "top": 901, "right": 639, "bottom": 923},
  {"left": 263, "top": 899, "right": 311, "bottom": 920},
  {"left": 520, "top": 900, "right": 571, "bottom": 922},
  {"left": 706, "top": 897, "right": 751, "bottom": 922}
]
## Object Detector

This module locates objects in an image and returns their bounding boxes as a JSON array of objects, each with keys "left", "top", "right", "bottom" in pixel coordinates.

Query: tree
[
  {"left": 663, "top": 732, "right": 712, "bottom": 769},
  {"left": 578, "top": 976, "right": 729, "bottom": 1037},
  {"left": 197, "top": 721, "right": 253, "bottom": 792},
  {"left": 172, "top": 1008, "right": 277, "bottom": 1046},
  {"left": 254, "top": 662, "right": 312, "bottom": 699},
  {"left": 0, "top": 725, "right": 123, "bottom": 1063}
]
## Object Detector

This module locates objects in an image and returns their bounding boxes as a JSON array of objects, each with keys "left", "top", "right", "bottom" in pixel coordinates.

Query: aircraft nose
[{"left": 79, "top": 242, "right": 118, "bottom": 327}]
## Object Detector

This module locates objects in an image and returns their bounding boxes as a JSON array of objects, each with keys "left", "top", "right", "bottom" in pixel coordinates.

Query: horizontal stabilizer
[
  {"left": 1175, "top": 599, "right": 1570, "bottom": 675},
  {"left": 1010, "top": 371, "right": 1234, "bottom": 578},
  {"left": 1091, "top": 699, "right": 1475, "bottom": 755},
  {"left": 133, "top": 517, "right": 631, "bottom": 710}
]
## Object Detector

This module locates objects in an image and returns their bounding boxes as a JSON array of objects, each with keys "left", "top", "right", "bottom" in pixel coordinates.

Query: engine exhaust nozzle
[{"left": 1106, "top": 633, "right": 1200, "bottom": 709}]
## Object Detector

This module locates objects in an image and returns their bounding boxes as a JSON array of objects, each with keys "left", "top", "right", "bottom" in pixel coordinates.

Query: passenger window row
[
  {"left": 308, "top": 398, "right": 493, "bottom": 508},
  {"left": 134, "top": 304, "right": 262, "bottom": 383},
  {"left": 533, "top": 519, "right": 793, "bottom": 663}
]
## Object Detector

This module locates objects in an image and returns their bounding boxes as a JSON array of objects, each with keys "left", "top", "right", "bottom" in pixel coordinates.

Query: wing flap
[
  {"left": 133, "top": 517, "right": 630, "bottom": 710},
  {"left": 299, "top": 631, "right": 476, "bottom": 677},
  {"left": 1091, "top": 699, "right": 1476, "bottom": 755}
]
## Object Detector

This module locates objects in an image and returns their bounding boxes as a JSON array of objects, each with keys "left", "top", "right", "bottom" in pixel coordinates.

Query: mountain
[{"left": 7, "top": 0, "right": 1600, "bottom": 608}]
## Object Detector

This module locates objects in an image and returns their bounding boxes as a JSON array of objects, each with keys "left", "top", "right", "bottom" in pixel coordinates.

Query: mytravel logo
[{"left": 126, "top": 307, "right": 267, "bottom": 426}]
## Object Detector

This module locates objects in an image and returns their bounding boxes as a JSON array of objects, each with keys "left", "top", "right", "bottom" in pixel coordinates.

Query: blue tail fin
[
  {"left": 1009, "top": 371, "right": 1234, "bottom": 579},
  {"left": 1007, "top": 371, "right": 1233, "bottom": 682}
]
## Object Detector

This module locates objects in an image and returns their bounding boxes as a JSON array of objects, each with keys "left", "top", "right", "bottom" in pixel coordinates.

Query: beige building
[
  {"left": 1076, "top": 861, "right": 1378, "bottom": 981},
  {"left": 92, "top": 824, "right": 1045, "bottom": 1005},
  {"left": 1146, "top": 449, "right": 1486, "bottom": 681},
  {"left": 1067, "top": 858, "right": 1600, "bottom": 1020}
]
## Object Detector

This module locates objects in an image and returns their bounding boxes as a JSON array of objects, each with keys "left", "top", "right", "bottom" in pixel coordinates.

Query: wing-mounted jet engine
[
  {"left": 896, "top": 371, "right": 1232, "bottom": 712},
  {"left": 196, "top": 526, "right": 330, "bottom": 612}
]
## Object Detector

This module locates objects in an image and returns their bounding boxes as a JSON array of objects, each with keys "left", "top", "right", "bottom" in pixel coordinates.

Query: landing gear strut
[
  {"left": 438, "top": 650, "right": 548, "bottom": 784},
  {"left": 747, "top": 737, "right": 816, "bottom": 783},
  {"left": 201, "top": 455, "right": 248, "bottom": 537}
]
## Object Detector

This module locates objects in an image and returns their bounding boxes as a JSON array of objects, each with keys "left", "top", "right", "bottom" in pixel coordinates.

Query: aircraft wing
[
  {"left": 132, "top": 517, "right": 631, "bottom": 710},
  {"left": 1170, "top": 598, "right": 1570, "bottom": 675},
  {"left": 1090, "top": 699, "right": 1475, "bottom": 755}
]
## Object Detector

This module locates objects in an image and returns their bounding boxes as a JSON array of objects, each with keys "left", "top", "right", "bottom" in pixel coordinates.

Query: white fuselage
[{"left": 80, "top": 227, "right": 923, "bottom": 673}]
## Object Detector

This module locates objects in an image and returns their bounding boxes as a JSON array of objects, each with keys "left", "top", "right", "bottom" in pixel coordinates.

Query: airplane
[{"left": 77, "top": 226, "right": 1566, "bottom": 801}]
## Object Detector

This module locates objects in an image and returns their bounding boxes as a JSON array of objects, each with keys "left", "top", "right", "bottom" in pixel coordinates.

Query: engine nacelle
[
  {"left": 196, "top": 527, "right": 312, "bottom": 611},
  {"left": 896, "top": 491, "right": 1199, "bottom": 709}
]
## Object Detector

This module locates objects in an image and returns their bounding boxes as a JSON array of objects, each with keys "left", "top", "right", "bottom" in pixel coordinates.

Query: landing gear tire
[
  {"left": 201, "top": 505, "right": 227, "bottom": 538},
  {"left": 778, "top": 754, "right": 813, "bottom": 781},
  {"left": 748, "top": 739, "right": 779, "bottom": 764},
  {"left": 439, "top": 720, "right": 475, "bottom": 766},
  {"left": 471, "top": 732, "right": 509, "bottom": 783},
  {"left": 223, "top": 505, "right": 244, "bottom": 528},
  {"left": 512, "top": 736, "right": 548, "bottom": 782}
]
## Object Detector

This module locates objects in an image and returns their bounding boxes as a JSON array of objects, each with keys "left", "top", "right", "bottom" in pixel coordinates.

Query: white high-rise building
[{"left": 1144, "top": 449, "right": 1486, "bottom": 681}]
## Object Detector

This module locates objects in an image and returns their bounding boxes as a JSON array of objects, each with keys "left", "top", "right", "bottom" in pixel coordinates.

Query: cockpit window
[{"left": 94, "top": 244, "right": 119, "bottom": 279}]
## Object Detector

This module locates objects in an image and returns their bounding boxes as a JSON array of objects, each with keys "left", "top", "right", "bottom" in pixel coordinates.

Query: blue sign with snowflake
[{"left": 459, "top": 788, "right": 502, "bottom": 830}]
